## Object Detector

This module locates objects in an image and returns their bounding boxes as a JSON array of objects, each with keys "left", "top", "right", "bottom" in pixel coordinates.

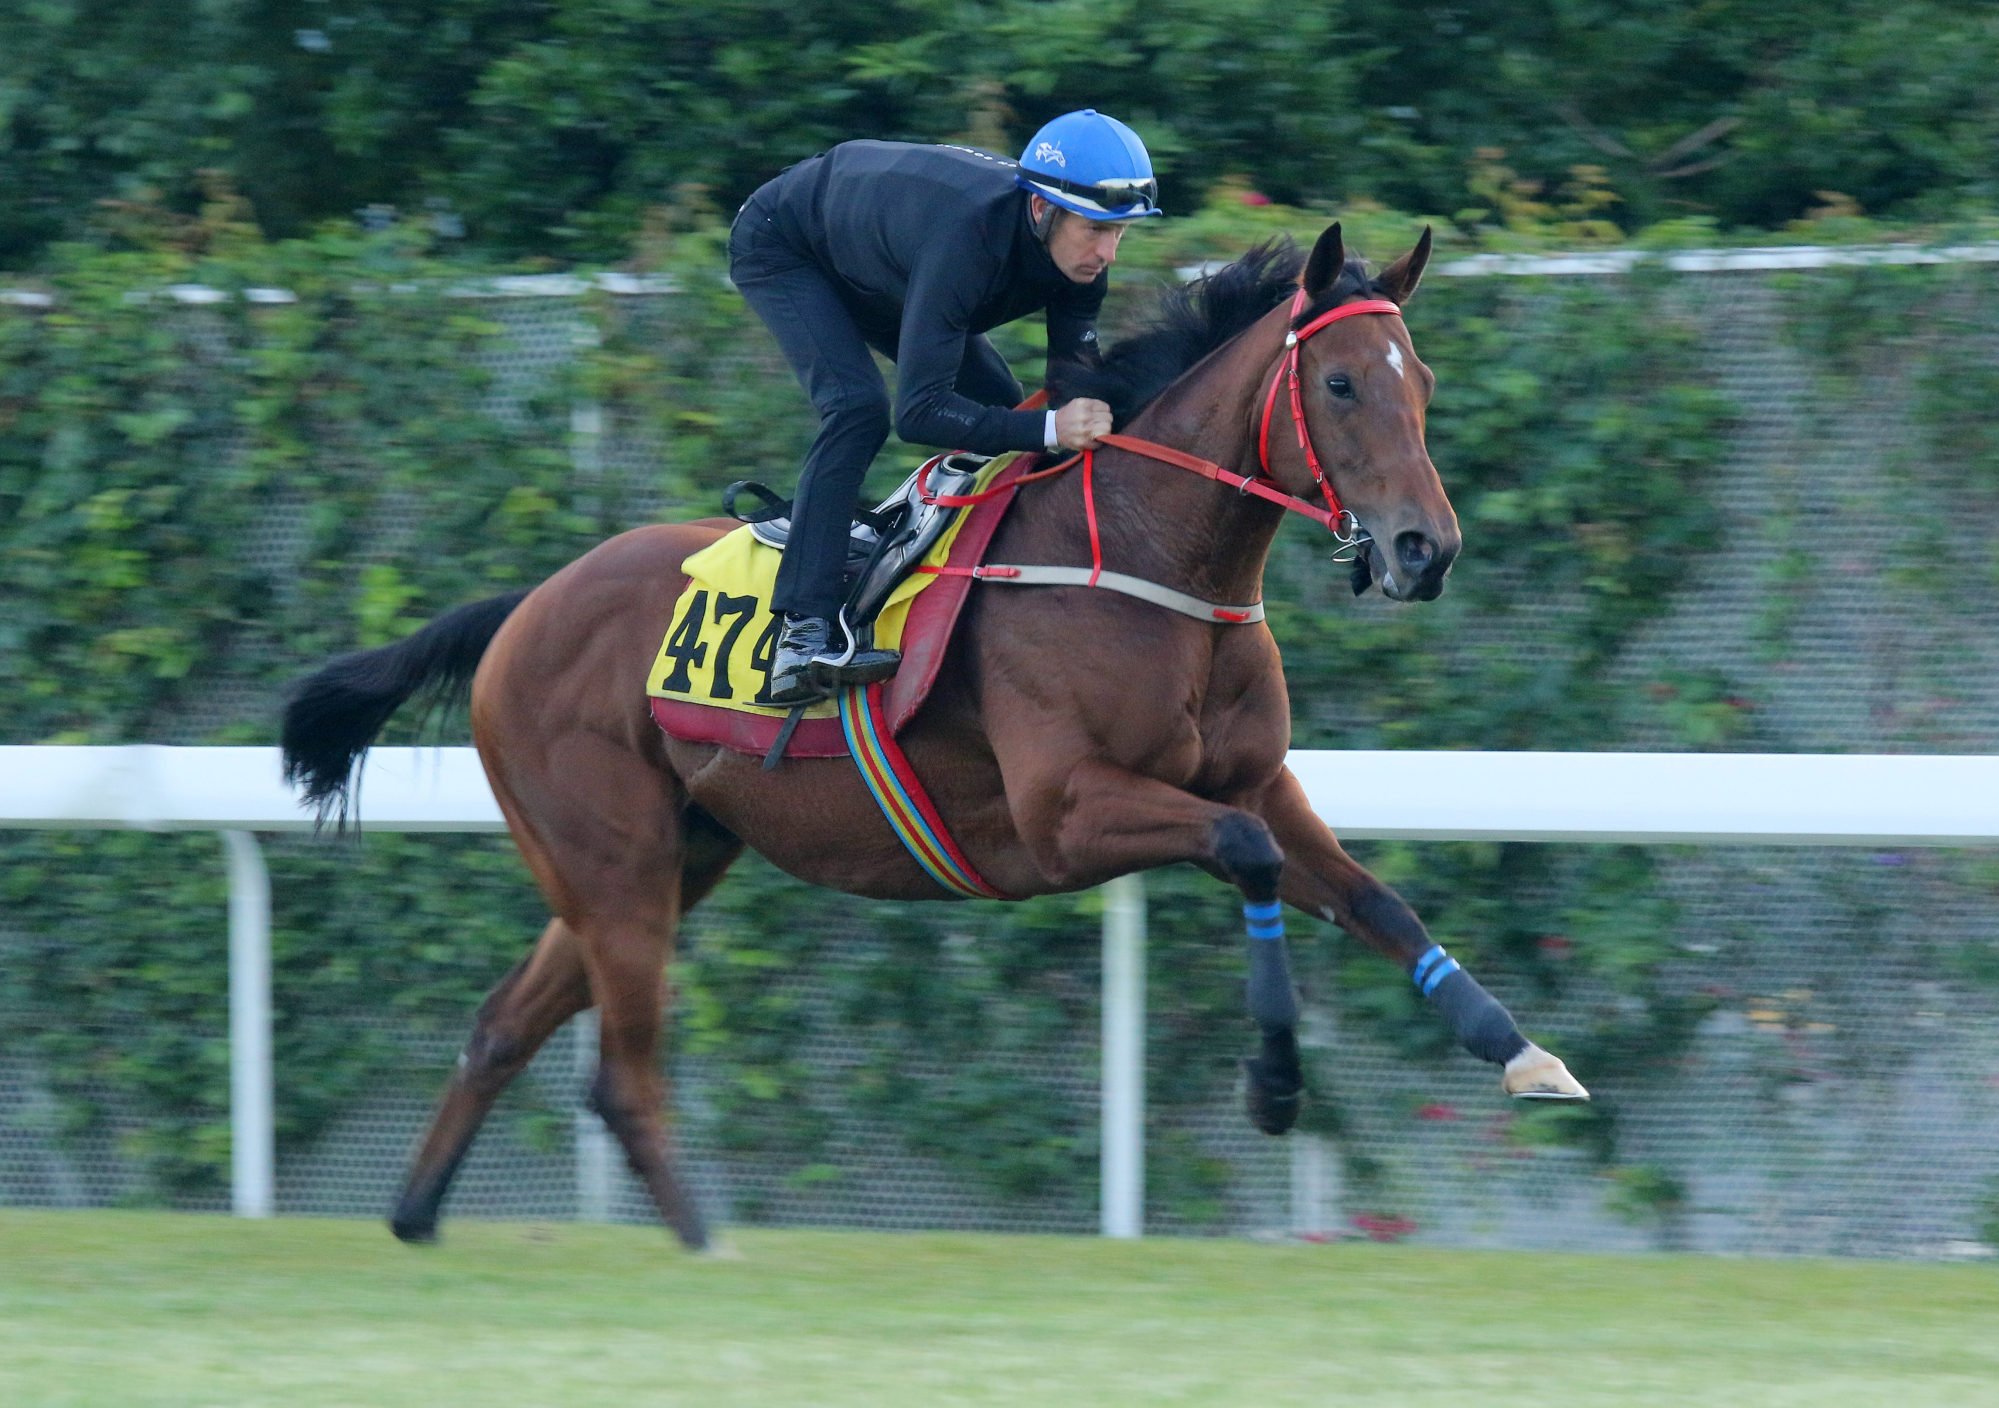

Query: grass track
[{"left": 2, "top": 1211, "right": 1995, "bottom": 1406}]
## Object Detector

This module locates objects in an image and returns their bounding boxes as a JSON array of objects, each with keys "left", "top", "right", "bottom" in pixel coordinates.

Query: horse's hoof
[
  {"left": 1502, "top": 1044, "right": 1590, "bottom": 1101},
  {"left": 695, "top": 1239, "right": 745, "bottom": 1262},
  {"left": 1242, "top": 1056, "right": 1304, "bottom": 1135},
  {"left": 389, "top": 1214, "right": 440, "bottom": 1245}
]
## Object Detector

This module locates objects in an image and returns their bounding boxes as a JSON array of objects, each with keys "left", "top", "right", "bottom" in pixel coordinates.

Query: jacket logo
[{"left": 1033, "top": 142, "right": 1066, "bottom": 168}]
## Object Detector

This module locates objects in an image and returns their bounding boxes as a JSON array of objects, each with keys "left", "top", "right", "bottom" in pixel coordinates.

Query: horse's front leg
[
  {"left": 1255, "top": 764, "right": 1589, "bottom": 1102},
  {"left": 1006, "top": 758, "right": 1309, "bottom": 1135}
]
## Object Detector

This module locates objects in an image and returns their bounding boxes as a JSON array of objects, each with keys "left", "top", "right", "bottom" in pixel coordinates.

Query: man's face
[{"left": 1036, "top": 199, "right": 1130, "bottom": 283}]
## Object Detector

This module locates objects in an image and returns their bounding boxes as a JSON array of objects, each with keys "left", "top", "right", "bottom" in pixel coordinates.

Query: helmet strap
[{"left": 1029, "top": 195, "right": 1060, "bottom": 243}]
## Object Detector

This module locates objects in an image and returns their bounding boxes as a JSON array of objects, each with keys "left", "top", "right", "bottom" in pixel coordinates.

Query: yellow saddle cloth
[
  {"left": 647, "top": 454, "right": 1017, "bottom": 725},
  {"left": 645, "top": 528, "right": 930, "bottom": 720}
]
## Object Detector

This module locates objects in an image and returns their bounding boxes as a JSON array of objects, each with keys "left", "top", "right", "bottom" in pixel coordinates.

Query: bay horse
[{"left": 281, "top": 223, "right": 1586, "bottom": 1251}]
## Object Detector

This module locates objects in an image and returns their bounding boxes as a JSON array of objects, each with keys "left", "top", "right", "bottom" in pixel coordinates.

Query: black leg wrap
[
  {"left": 1242, "top": 928, "right": 1303, "bottom": 1135},
  {"left": 1245, "top": 936, "right": 1300, "bottom": 1029},
  {"left": 1237, "top": 884, "right": 1302, "bottom": 1136},
  {"left": 1425, "top": 967, "right": 1529, "bottom": 1066},
  {"left": 1243, "top": 1025, "right": 1302, "bottom": 1136}
]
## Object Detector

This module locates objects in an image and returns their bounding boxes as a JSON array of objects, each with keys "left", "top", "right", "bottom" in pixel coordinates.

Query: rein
[
  {"left": 917, "top": 292, "right": 1405, "bottom": 611},
  {"left": 921, "top": 436, "right": 1318, "bottom": 527}
]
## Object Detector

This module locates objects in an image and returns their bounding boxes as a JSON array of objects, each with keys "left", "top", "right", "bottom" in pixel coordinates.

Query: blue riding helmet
[{"left": 1015, "top": 109, "right": 1164, "bottom": 220}]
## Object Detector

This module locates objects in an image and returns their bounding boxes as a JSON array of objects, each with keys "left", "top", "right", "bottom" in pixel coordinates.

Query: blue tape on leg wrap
[
  {"left": 1412, "top": 945, "right": 1446, "bottom": 986},
  {"left": 1244, "top": 899, "right": 1285, "bottom": 941},
  {"left": 1412, "top": 945, "right": 1460, "bottom": 995}
]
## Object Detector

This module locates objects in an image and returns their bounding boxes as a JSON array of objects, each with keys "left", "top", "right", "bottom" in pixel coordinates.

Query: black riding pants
[{"left": 728, "top": 198, "right": 1023, "bottom": 620}]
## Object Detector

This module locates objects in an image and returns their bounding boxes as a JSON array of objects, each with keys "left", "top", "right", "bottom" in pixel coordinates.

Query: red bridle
[
  {"left": 1256, "top": 290, "right": 1404, "bottom": 549},
  {"left": 919, "top": 292, "right": 1410, "bottom": 577}
]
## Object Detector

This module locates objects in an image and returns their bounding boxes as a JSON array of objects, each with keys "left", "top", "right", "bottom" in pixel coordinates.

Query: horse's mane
[{"left": 1052, "top": 238, "right": 1379, "bottom": 427}]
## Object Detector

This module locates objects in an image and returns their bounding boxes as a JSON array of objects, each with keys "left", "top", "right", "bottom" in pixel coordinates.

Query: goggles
[{"left": 1025, "top": 171, "right": 1160, "bottom": 217}]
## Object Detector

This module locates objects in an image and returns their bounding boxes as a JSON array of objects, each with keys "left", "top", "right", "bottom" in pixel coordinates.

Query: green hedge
[
  {"left": 8, "top": 1, "right": 1999, "bottom": 263},
  {"left": 5, "top": 199, "right": 1994, "bottom": 1219}
]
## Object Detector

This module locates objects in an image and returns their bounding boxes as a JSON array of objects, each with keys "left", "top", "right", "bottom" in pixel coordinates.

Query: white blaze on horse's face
[
  {"left": 1343, "top": 322, "right": 1455, "bottom": 608},
  {"left": 1283, "top": 221, "right": 1458, "bottom": 603}
]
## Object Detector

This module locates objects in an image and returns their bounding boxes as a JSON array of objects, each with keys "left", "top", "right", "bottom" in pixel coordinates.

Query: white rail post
[
  {"left": 222, "top": 830, "right": 275, "bottom": 1218},
  {"left": 572, "top": 1009, "right": 615, "bottom": 1221},
  {"left": 1100, "top": 874, "right": 1146, "bottom": 1238}
]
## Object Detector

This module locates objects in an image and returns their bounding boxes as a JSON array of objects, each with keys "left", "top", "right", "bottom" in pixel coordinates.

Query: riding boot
[{"left": 765, "top": 613, "right": 901, "bottom": 706}]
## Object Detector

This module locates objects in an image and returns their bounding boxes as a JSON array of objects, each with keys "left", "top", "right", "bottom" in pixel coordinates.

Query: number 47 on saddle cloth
[{"left": 646, "top": 452, "right": 1033, "bottom": 760}]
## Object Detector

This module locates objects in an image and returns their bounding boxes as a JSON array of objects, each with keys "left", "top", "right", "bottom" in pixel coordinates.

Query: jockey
[{"left": 729, "top": 109, "right": 1163, "bottom": 705}]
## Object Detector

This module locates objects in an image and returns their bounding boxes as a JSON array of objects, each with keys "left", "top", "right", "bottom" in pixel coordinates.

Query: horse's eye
[{"left": 1326, "top": 374, "right": 1355, "bottom": 400}]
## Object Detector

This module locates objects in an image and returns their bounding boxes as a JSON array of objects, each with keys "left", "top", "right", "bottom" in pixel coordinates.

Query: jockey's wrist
[{"left": 1044, "top": 409, "right": 1060, "bottom": 452}]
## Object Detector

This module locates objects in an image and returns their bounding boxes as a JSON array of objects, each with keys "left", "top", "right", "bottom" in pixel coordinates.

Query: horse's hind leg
[
  {"left": 576, "top": 904, "right": 709, "bottom": 1250},
  {"left": 571, "top": 805, "right": 742, "bottom": 1251},
  {"left": 391, "top": 917, "right": 592, "bottom": 1243},
  {"left": 388, "top": 812, "right": 743, "bottom": 1246},
  {"left": 499, "top": 749, "right": 725, "bottom": 1250}
]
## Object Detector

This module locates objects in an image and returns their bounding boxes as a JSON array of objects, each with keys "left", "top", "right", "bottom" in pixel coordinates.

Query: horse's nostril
[{"left": 1395, "top": 531, "right": 1436, "bottom": 574}]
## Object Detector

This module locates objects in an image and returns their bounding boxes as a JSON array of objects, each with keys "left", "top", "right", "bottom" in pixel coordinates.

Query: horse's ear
[
  {"left": 1373, "top": 225, "right": 1434, "bottom": 305},
  {"left": 1301, "top": 222, "right": 1346, "bottom": 299}
]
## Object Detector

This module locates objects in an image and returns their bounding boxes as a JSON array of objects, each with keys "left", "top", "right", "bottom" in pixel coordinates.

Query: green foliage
[
  {"left": 0, "top": 831, "right": 547, "bottom": 1201},
  {"left": 1268, "top": 262, "right": 1736, "bottom": 763},
  {"left": 1774, "top": 258, "right": 1999, "bottom": 610},
  {"left": 10, "top": 196, "right": 1987, "bottom": 1229},
  {"left": 1603, "top": 1162, "right": 1689, "bottom": 1229},
  {"left": 0, "top": 200, "right": 1730, "bottom": 1214},
  {"left": 0, "top": 216, "right": 593, "bottom": 743},
  {"left": 6, "top": 2, "right": 1999, "bottom": 268}
]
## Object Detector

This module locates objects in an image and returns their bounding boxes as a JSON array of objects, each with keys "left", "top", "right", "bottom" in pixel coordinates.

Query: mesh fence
[{"left": 3, "top": 260, "right": 1996, "bottom": 1257}]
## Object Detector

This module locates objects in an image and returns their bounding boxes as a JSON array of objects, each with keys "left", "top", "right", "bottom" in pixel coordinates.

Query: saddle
[{"left": 723, "top": 452, "right": 992, "bottom": 631}]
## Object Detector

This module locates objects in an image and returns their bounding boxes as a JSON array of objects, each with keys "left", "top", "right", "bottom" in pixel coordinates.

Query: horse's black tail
[{"left": 281, "top": 589, "right": 531, "bottom": 827}]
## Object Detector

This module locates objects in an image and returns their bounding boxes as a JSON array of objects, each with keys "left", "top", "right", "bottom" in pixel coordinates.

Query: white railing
[
  {"left": 4, "top": 744, "right": 1996, "bottom": 1233},
  {"left": 12, "top": 240, "right": 1999, "bottom": 312},
  {"left": 1, "top": 746, "right": 502, "bottom": 1221}
]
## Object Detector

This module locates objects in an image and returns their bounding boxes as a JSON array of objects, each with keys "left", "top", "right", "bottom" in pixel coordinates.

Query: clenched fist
[{"left": 1053, "top": 397, "right": 1113, "bottom": 451}]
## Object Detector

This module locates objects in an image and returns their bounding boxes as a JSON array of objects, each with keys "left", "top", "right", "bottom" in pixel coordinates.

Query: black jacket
[{"left": 756, "top": 140, "right": 1106, "bottom": 454}]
